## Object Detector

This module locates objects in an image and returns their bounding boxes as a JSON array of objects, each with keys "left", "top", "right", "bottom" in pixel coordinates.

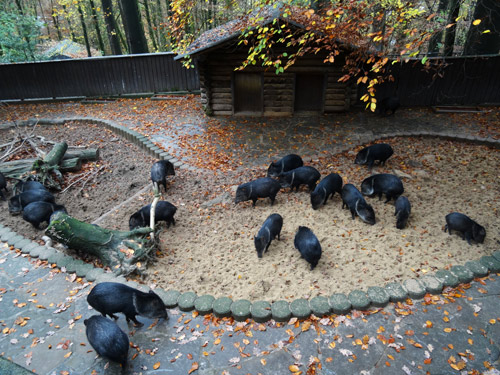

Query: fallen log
[{"left": 46, "top": 211, "right": 156, "bottom": 276}]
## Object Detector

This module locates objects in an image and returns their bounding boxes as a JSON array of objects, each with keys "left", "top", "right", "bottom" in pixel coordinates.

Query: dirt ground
[{"left": 0, "top": 121, "right": 499, "bottom": 302}]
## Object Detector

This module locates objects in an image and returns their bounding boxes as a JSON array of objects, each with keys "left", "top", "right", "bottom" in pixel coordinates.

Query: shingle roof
[{"left": 174, "top": 4, "right": 320, "bottom": 60}]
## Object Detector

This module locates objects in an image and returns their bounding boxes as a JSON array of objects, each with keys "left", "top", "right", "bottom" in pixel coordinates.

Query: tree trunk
[
  {"left": 50, "top": 0, "right": 63, "bottom": 41},
  {"left": 427, "top": 0, "right": 449, "bottom": 56},
  {"left": 46, "top": 212, "right": 155, "bottom": 276},
  {"left": 119, "top": 0, "right": 149, "bottom": 54},
  {"left": 100, "top": 0, "right": 122, "bottom": 55},
  {"left": 77, "top": 2, "right": 92, "bottom": 57},
  {"left": 463, "top": 0, "right": 500, "bottom": 55},
  {"left": 142, "top": 0, "right": 159, "bottom": 51},
  {"left": 443, "top": 0, "right": 461, "bottom": 56},
  {"left": 88, "top": 0, "right": 106, "bottom": 54},
  {"left": 62, "top": 4, "right": 78, "bottom": 42}
]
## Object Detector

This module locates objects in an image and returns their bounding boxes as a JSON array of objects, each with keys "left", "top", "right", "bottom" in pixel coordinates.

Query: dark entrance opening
[
  {"left": 294, "top": 73, "right": 324, "bottom": 112},
  {"left": 233, "top": 73, "right": 263, "bottom": 114}
]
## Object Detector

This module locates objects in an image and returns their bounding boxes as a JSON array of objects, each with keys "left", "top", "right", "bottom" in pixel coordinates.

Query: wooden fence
[
  {"left": 0, "top": 53, "right": 199, "bottom": 101},
  {"left": 1, "top": 53, "right": 499, "bottom": 107},
  {"left": 372, "top": 55, "right": 500, "bottom": 107}
]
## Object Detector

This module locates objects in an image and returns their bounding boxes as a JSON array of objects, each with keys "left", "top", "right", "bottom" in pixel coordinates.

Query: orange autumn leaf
[
  {"left": 188, "top": 362, "right": 199, "bottom": 374},
  {"left": 153, "top": 362, "right": 161, "bottom": 370},
  {"left": 424, "top": 358, "right": 432, "bottom": 364},
  {"left": 289, "top": 364, "right": 300, "bottom": 372}
]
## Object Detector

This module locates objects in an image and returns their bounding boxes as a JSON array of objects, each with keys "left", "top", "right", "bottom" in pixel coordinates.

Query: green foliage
[{"left": 0, "top": 11, "right": 45, "bottom": 63}]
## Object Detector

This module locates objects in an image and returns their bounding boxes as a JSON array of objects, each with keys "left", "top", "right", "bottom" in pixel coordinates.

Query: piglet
[
  {"left": 445, "top": 212, "right": 486, "bottom": 245},
  {"left": 87, "top": 282, "right": 168, "bottom": 327},
  {"left": 254, "top": 213, "right": 283, "bottom": 258}
]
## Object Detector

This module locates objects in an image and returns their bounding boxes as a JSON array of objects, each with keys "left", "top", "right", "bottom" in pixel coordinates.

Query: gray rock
[
  {"left": 479, "top": 256, "right": 500, "bottom": 273},
  {"left": 329, "top": 293, "right": 351, "bottom": 314},
  {"left": 158, "top": 290, "right": 180, "bottom": 308},
  {"left": 177, "top": 292, "right": 197, "bottom": 311},
  {"left": 309, "top": 296, "right": 331, "bottom": 316},
  {"left": 450, "top": 265, "right": 474, "bottom": 283},
  {"left": 403, "top": 279, "right": 426, "bottom": 299},
  {"left": 465, "top": 260, "right": 489, "bottom": 278},
  {"left": 367, "top": 286, "right": 390, "bottom": 307},
  {"left": 385, "top": 282, "right": 408, "bottom": 302},
  {"left": 419, "top": 275, "right": 443, "bottom": 294},
  {"left": 271, "top": 300, "right": 291, "bottom": 322},
  {"left": 290, "top": 299, "right": 311, "bottom": 319},
  {"left": 348, "top": 290, "right": 370, "bottom": 310},
  {"left": 231, "top": 299, "right": 252, "bottom": 321},
  {"left": 194, "top": 295, "right": 215, "bottom": 315},
  {"left": 251, "top": 301, "right": 272, "bottom": 323},
  {"left": 85, "top": 267, "right": 105, "bottom": 282},
  {"left": 213, "top": 297, "right": 233, "bottom": 318},
  {"left": 434, "top": 269, "right": 460, "bottom": 287}
]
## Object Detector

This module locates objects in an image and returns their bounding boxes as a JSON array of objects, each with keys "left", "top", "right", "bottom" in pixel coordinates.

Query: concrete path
[{"left": 1, "top": 239, "right": 499, "bottom": 374}]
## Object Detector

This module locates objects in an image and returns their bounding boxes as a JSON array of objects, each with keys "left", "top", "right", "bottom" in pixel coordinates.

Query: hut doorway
[
  {"left": 233, "top": 72, "right": 263, "bottom": 114},
  {"left": 294, "top": 73, "right": 325, "bottom": 113}
]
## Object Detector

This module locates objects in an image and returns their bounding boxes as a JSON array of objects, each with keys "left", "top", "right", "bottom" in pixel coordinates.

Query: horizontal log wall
[
  {"left": 0, "top": 53, "right": 199, "bottom": 101},
  {"left": 202, "top": 50, "right": 351, "bottom": 116}
]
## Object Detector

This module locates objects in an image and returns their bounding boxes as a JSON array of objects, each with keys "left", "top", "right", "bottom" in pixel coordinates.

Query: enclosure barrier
[
  {"left": 1, "top": 54, "right": 499, "bottom": 106},
  {"left": 0, "top": 52, "right": 199, "bottom": 101}
]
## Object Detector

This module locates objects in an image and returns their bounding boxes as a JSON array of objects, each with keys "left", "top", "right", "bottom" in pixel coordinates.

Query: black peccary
[
  {"left": 151, "top": 160, "right": 175, "bottom": 191},
  {"left": 341, "top": 184, "right": 376, "bottom": 225},
  {"left": 22, "top": 202, "right": 67, "bottom": 229},
  {"left": 235, "top": 177, "right": 281, "bottom": 207},
  {"left": 0, "top": 172, "right": 7, "bottom": 201},
  {"left": 378, "top": 96, "right": 400, "bottom": 116},
  {"left": 294, "top": 226, "right": 322, "bottom": 270},
  {"left": 129, "top": 201, "right": 177, "bottom": 230},
  {"left": 84, "top": 315, "right": 129, "bottom": 366},
  {"left": 267, "top": 154, "right": 303, "bottom": 177},
  {"left": 354, "top": 144, "right": 394, "bottom": 169},
  {"left": 278, "top": 166, "right": 321, "bottom": 192},
  {"left": 310, "top": 173, "right": 343, "bottom": 210},
  {"left": 444, "top": 212, "right": 486, "bottom": 245},
  {"left": 87, "top": 282, "right": 168, "bottom": 327},
  {"left": 361, "top": 173, "right": 404, "bottom": 203},
  {"left": 394, "top": 196, "right": 411, "bottom": 229},
  {"left": 254, "top": 213, "right": 283, "bottom": 258},
  {"left": 14, "top": 180, "right": 46, "bottom": 194},
  {"left": 8, "top": 190, "right": 55, "bottom": 215}
]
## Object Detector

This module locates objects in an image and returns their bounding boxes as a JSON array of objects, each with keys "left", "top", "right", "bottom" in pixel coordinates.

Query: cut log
[
  {"left": 59, "top": 158, "right": 82, "bottom": 172},
  {"left": 46, "top": 211, "right": 156, "bottom": 276},
  {"left": 63, "top": 148, "right": 99, "bottom": 162}
]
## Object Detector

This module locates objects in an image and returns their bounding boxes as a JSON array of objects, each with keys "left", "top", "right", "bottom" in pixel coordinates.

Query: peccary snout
[
  {"left": 87, "top": 282, "right": 168, "bottom": 327},
  {"left": 84, "top": 315, "right": 129, "bottom": 366},
  {"left": 444, "top": 212, "right": 486, "bottom": 245}
]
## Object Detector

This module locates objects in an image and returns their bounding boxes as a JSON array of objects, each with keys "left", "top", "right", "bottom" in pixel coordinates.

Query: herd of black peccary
[{"left": 0, "top": 140, "right": 487, "bottom": 367}]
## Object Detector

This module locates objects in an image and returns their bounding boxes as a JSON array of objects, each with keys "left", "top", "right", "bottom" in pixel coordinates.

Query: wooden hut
[{"left": 176, "top": 5, "right": 357, "bottom": 116}]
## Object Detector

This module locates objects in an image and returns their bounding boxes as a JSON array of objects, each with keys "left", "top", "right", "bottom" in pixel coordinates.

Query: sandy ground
[{"left": 1, "top": 123, "right": 499, "bottom": 302}]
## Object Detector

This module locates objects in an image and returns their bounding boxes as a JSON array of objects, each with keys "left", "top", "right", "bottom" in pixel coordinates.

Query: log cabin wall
[{"left": 197, "top": 48, "right": 353, "bottom": 116}]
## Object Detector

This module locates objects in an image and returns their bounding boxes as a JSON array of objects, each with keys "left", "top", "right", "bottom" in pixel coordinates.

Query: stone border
[{"left": 2, "top": 118, "right": 500, "bottom": 323}]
